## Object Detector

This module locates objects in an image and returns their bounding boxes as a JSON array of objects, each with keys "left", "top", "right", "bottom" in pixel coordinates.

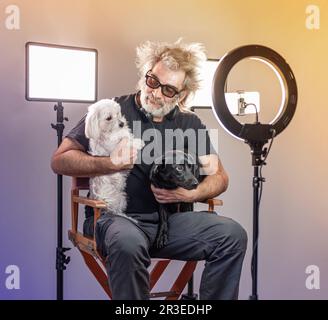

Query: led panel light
[
  {"left": 191, "top": 59, "right": 220, "bottom": 107},
  {"left": 26, "top": 42, "right": 98, "bottom": 103}
]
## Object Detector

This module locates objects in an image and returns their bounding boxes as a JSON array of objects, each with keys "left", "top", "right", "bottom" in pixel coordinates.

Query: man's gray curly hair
[{"left": 136, "top": 38, "right": 207, "bottom": 107}]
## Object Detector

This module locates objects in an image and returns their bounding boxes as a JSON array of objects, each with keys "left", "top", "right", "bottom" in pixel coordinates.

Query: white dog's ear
[{"left": 85, "top": 103, "right": 100, "bottom": 139}]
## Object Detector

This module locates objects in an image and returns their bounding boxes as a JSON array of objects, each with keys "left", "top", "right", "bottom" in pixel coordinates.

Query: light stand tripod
[
  {"left": 239, "top": 121, "right": 276, "bottom": 300},
  {"left": 246, "top": 139, "right": 268, "bottom": 300},
  {"left": 51, "top": 102, "right": 70, "bottom": 300},
  {"left": 25, "top": 42, "right": 98, "bottom": 300}
]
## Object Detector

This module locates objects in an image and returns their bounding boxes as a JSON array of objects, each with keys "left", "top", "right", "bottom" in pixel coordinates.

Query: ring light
[
  {"left": 210, "top": 45, "right": 298, "bottom": 300},
  {"left": 211, "top": 45, "right": 297, "bottom": 143}
]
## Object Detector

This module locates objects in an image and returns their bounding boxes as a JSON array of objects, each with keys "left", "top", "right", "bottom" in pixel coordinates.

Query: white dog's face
[{"left": 85, "top": 99, "right": 127, "bottom": 139}]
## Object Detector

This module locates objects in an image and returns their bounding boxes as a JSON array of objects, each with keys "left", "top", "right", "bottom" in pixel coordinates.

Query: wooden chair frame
[{"left": 68, "top": 177, "right": 222, "bottom": 299}]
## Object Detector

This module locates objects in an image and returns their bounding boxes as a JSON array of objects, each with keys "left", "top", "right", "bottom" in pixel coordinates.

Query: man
[{"left": 51, "top": 39, "right": 247, "bottom": 300}]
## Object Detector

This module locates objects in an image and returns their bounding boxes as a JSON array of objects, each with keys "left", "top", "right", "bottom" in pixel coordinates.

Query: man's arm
[
  {"left": 51, "top": 137, "right": 137, "bottom": 177},
  {"left": 151, "top": 154, "right": 229, "bottom": 203},
  {"left": 193, "top": 154, "right": 229, "bottom": 201}
]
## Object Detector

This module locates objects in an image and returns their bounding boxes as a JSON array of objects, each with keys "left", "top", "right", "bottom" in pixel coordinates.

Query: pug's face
[{"left": 150, "top": 151, "right": 200, "bottom": 190}]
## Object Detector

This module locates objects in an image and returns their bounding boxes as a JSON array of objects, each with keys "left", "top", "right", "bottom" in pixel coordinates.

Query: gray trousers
[{"left": 95, "top": 210, "right": 247, "bottom": 300}]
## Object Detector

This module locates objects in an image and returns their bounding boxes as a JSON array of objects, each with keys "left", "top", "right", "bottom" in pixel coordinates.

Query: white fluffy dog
[{"left": 85, "top": 99, "right": 144, "bottom": 222}]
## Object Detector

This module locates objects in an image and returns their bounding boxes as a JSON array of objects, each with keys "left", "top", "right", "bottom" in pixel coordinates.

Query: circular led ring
[{"left": 211, "top": 45, "right": 297, "bottom": 141}]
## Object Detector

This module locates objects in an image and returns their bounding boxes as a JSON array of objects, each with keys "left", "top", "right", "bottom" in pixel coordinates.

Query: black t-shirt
[{"left": 66, "top": 93, "right": 216, "bottom": 214}]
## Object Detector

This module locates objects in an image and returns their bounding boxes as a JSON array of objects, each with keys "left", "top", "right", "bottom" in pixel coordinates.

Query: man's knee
[
  {"left": 116, "top": 233, "right": 148, "bottom": 256},
  {"left": 105, "top": 226, "right": 151, "bottom": 266},
  {"left": 220, "top": 218, "right": 248, "bottom": 252}
]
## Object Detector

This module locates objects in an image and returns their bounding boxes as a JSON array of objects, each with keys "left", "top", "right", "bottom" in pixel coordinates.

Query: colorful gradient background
[{"left": 0, "top": 0, "right": 327, "bottom": 299}]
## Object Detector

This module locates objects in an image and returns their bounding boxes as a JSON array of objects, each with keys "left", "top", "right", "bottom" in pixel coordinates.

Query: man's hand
[
  {"left": 109, "top": 138, "right": 139, "bottom": 171},
  {"left": 151, "top": 184, "right": 197, "bottom": 204}
]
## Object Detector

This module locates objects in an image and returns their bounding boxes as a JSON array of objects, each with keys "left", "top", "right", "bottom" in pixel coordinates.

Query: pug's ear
[
  {"left": 150, "top": 165, "right": 159, "bottom": 180},
  {"left": 85, "top": 103, "right": 100, "bottom": 140}
]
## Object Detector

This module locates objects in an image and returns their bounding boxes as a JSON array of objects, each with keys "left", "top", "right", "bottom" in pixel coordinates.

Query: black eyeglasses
[{"left": 145, "top": 70, "right": 183, "bottom": 98}]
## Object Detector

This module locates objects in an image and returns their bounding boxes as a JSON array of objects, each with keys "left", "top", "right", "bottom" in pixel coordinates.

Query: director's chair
[{"left": 68, "top": 177, "right": 222, "bottom": 299}]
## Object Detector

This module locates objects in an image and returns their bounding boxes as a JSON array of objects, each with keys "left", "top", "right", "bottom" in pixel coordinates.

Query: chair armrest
[
  {"left": 197, "top": 198, "right": 223, "bottom": 212},
  {"left": 198, "top": 198, "right": 223, "bottom": 206},
  {"left": 72, "top": 195, "right": 107, "bottom": 209},
  {"left": 72, "top": 195, "right": 222, "bottom": 210},
  {"left": 70, "top": 195, "right": 105, "bottom": 251}
]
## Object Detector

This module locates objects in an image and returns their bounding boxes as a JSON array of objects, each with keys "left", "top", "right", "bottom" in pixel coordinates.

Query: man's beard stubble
[{"left": 140, "top": 85, "right": 178, "bottom": 118}]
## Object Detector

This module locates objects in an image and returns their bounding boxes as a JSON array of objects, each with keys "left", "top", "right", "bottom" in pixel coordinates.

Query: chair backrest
[{"left": 72, "top": 177, "right": 90, "bottom": 190}]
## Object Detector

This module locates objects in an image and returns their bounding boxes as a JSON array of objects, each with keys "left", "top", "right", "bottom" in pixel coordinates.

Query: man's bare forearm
[
  {"left": 194, "top": 173, "right": 228, "bottom": 202},
  {"left": 51, "top": 149, "right": 115, "bottom": 177}
]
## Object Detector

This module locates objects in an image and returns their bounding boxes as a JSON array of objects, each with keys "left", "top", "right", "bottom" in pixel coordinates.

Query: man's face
[{"left": 140, "top": 61, "right": 186, "bottom": 118}]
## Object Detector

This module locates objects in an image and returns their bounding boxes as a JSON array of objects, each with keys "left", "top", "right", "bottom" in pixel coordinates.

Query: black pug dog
[{"left": 149, "top": 150, "right": 201, "bottom": 249}]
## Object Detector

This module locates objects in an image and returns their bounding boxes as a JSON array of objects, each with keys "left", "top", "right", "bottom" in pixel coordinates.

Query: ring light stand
[{"left": 211, "top": 45, "right": 297, "bottom": 300}]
